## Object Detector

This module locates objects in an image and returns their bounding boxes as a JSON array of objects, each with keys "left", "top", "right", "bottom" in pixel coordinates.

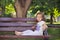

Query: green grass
[
  {"left": 46, "top": 21, "right": 60, "bottom": 24},
  {"left": 53, "top": 22, "right": 60, "bottom": 24},
  {"left": 48, "top": 28, "right": 60, "bottom": 40}
]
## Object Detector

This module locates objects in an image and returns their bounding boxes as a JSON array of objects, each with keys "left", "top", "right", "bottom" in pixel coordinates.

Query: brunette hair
[{"left": 36, "top": 12, "right": 45, "bottom": 21}]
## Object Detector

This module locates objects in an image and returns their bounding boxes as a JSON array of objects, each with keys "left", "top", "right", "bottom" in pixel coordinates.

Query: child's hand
[
  {"left": 32, "top": 26, "right": 35, "bottom": 29},
  {"left": 42, "top": 23, "right": 48, "bottom": 31},
  {"left": 31, "top": 26, "right": 36, "bottom": 31}
]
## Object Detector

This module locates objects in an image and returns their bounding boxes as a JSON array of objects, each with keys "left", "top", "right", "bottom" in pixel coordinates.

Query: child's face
[{"left": 36, "top": 14, "right": 42, "bottom": 22}]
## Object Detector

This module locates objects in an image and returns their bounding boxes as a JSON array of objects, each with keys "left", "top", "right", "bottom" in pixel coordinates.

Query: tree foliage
[
  {"left": 0, "top": 0, "right": 60, "bottom": 18},
  {"left": 28, "top": 0, "right": 60, "bottom": 18},
  {"left": 0, "top": 0, "right": 15, "bottom": 17}
]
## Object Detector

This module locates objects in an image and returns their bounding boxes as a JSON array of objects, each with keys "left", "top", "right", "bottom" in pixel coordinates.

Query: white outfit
[{"left": 22, "top": 21, "right": 45, "bottom": 36}]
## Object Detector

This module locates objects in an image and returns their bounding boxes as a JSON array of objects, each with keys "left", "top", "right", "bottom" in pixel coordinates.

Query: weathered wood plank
[
  {"left": 0, "top": 24, "right": 60, "bottom": 31},
  {"left": 0, "top": 23, "right": 34, "bottom": 27},
  {"left": 47, "top": 24, "right": 60, "bottom": 28},
  {"left": 0, "top": 27, "right": 32, "bottom": 31},
  {"left": 0, "top": 35, "right": 50, "bottom": 38},
  {"left": 0, "top": 18, "right": 36, "bottom": 22},
  {"left": 0, "top": 23, "right": 60, "bottom": 28}
]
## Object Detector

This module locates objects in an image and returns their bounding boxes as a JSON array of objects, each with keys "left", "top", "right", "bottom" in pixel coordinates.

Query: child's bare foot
[{"left": 15, "top": 31, "right": 23, "bottom": 36}]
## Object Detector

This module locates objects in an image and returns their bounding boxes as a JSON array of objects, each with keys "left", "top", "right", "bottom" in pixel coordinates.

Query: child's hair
[{"left": 36, "top": 12, "right": 45, "bottom": 21}]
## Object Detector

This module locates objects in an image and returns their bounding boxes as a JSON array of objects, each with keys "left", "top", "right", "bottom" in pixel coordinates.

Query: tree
[{"left": 15, "top": 0, "right": 32, "bottom": 18}]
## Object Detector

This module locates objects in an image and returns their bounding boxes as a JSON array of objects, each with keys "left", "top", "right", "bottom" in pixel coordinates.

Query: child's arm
[{"left": 42, "top": 22, "right": 48, "bottom": 31}]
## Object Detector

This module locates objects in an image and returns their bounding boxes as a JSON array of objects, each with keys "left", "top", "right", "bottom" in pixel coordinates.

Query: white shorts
[{"left": 22, "top": 30, "right": 43, "bottom": 36}]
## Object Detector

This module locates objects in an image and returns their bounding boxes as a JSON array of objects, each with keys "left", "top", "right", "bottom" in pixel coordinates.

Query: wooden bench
[{"left": 0, "top": 18, "right": 60, "bottom": 40}]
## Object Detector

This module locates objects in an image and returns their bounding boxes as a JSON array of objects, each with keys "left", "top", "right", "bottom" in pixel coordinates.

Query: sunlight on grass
[{"left": 53, "top": 22, "right": 60, "bottom": 24}]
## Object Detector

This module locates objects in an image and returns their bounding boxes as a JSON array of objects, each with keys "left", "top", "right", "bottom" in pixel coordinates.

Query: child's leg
[
  {"left": 15, "top": 31, "right": 23, "bottom": 35},
  {"left": 43, "top": 29, "right": 48, "bottom": 35},
  {"left": 21, "top": 30, "right": 34, "bottom": 35},
  {"left": 15, "top": 30, "right": 33, "bottom": 35}
]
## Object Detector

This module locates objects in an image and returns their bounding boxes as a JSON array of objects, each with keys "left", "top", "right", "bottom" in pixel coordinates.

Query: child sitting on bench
[{"left": 15, "top": 12, "right": 48, "bottom": 36}]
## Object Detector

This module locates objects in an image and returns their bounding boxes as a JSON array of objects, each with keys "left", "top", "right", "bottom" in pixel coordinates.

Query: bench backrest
[
  {"left": 0, "top": 18, "right": 60, "bottom": 32},
  {"left": 0, "top": 18, "right": 36, "bottom": 32}
]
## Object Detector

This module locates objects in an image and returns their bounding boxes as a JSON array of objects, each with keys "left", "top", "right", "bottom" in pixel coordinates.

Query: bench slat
[
  {"left": 0, "top": 35, "right": 50, "bottom": 38},
  {"left": 0, "top": 27, "right": 31, "bottom": 31},
  {"left": 47, "top": 24, "right": 60, "bottom": 28},
  {"left": 0, "top": 18, "right": 36, "bottom": 22},
  {"left": 0, "top": 23, "right": 60, "bottom": 28},
  {"left": 0, "top": 23, "right": 34, "bottom": 27},
  {"left": 0, "top": 24, "right": 60, "bottom": 31}
]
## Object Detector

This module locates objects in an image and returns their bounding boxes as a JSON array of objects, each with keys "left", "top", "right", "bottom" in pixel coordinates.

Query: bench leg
[
  {"left": 43, "top": 29, "right": 49, "bottom": 40},
  {"left": 43, "top": 38, "right": 49, "bottom": 40}
]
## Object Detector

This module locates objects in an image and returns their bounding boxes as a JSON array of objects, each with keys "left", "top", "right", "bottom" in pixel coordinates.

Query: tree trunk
[
  {"left": 15, "top": 0, "right": 32, "bottom": 18},
  {"left": 1, "top": 6, "right": 5, "bottom": 16},
  {"left": 50, "top": 13, "right": 53, "bottom": 24}
]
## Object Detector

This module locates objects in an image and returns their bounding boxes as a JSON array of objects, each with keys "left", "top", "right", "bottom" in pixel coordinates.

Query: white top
[
  {"left": 36, "top": 21, "right": 45, "bottom": 32},
  {"left": 22, "top": 21, "right": 45, "bottom": 35},
  {"left": 36, "top": 21, "right": 45, "bottom": 33}
]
